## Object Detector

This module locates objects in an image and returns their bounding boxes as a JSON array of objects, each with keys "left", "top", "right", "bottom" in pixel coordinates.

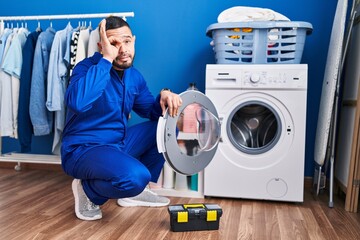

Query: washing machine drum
[{"left": 228, "top": 102, "right": 281, "bottom": 154}]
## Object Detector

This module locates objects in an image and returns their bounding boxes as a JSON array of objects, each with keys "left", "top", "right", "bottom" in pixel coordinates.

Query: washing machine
[
  {"left": 156, "top": 64, "right": 307, "bottom": 202},
  {"left": 203, "top": 64, "right": 307, "bottom": 202}
]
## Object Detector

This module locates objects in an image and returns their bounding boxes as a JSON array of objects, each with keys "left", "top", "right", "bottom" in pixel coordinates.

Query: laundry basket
[{"left": 206, "top": 21, "right": 313, "bottom": 64}]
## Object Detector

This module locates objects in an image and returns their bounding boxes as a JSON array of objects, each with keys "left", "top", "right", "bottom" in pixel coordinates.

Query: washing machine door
[{"left": 157, "top": 90, "right": 221, "bottom": 175}]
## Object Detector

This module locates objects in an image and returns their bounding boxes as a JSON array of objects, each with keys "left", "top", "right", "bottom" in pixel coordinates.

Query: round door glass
[
  {"left": 176, "top": 103, "right": 220, "bottom": 156},
  {"left": 158, "top": 90, "right": 221, "bottom": 175},
  {"left": 227, "top": 101, "right": 281, "bottom": 154}
]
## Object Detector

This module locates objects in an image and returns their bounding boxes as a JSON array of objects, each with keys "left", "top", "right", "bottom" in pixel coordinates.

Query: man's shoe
[
  {"left": 72, "top": 179, "right": 102, "bottom": 220},
  {"left": 117, "top": 187, "right": 170, "bottom": 207}
]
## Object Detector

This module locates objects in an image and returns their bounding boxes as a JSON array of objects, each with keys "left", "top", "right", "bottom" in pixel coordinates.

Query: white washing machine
[
  {"left": 203, "top": 64, "right": 307, "bottom": 202},
  {"left": 156, "top": 64, "right": 307, "bottom": 202}
]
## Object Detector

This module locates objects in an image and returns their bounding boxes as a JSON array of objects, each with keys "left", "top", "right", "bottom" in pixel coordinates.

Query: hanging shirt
[
  {"left": 2, "top": 27, "right": 30, "bottom": 139},
  {"left": 2, "top": 28, "right": 30, "bottom": 77},
  {"left": 69, "top": 30, "right": 80, "bottom": 74},
  {"left": 74, "top": 27, "right": 90, "bottom": 65},
  {"left": 87, "top": 27, "right": 99, "bottom": 57},
  {"left": 64, "top": 26, "right": 78, "bottom": 75},
  {"left": 29, "top": 27, "right": 56, "bottom": 136},
  {"left": 0, "top": 29, "right": 12, "bottom": 136},
  {"left": 0, "top": 28, "right": 12, "bottom": 63},
  {"left": 18, "top": 30, "right": 41, "bottom": 152},
  {"left": 0, "top": 29, "right": 18, "bottom": 137},
  {"left": 46, "top": 22, "right": 73, "bottom": 154},
  {"left": 61, "top": 52, "right": 162, "bottom": 171}
]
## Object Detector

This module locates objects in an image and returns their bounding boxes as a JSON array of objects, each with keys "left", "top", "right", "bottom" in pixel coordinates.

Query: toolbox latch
[
  {"left": 177, "top": 211, "right": 188, "bottom": 223},
  {"left": 207, "top": 210, "right": 217, "bottom": 221}
]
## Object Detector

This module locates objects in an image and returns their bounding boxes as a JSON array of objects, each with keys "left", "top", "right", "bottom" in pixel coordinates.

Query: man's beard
[{"left": 112, "top": 54, "right": 135, "bottom": 70}]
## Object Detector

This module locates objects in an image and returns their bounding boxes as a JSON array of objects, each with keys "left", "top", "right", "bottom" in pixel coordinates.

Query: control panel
[
  {"left": 242, "top": 69, "right": 307, "bottom": 89},
  {"left": 206, "top": 64, "right": 308, "bottom": 90}
]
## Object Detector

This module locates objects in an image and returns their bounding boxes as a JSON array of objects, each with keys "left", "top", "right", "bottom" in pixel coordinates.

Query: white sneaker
[
  {"left": 117, "top": 188, "right": 170, "bottom": 207},
  {"left": 72, "top": 179, "right": 102, "bottom": 221}
]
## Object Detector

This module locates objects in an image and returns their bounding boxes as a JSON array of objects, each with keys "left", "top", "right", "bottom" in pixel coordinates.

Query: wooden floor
[{"left": 0, "top": 167, "right": 359, "bottom": 240}]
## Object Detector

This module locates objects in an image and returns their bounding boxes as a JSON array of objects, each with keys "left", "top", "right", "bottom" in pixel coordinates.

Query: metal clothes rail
[
  {"left": 0, "top": 12, "right": 134, "bottom": 32},
  {"left": 0, "top": 12, "right": 134, "bottom": 170}
]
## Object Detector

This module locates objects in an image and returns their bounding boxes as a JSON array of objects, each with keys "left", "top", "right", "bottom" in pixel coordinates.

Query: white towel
[{"left": 218, "top": 6, "right": 290, "bottom": 23}]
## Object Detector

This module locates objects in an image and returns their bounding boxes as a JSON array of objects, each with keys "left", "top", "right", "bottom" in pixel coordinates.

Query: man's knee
[{"left": 112, "top": 169, "right": 151, "bottom": 197}]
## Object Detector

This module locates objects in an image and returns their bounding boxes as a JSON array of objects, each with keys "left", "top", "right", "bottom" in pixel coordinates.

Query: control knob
[{"left": 250, "top": 73, "right": 261, "bottom": 83}]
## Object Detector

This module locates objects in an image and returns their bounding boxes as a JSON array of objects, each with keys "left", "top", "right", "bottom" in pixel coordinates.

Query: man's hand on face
[{"left": 99, "top": 19, "right": 119, "bottom": 63}]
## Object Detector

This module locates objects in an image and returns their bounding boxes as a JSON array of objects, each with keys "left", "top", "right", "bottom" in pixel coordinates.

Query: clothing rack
[
  {"left": 0, "top": 12, "right": 134, "bottom": 170},
  {"left": 0, "top": 12, "right": 135, "bottom": 32}
]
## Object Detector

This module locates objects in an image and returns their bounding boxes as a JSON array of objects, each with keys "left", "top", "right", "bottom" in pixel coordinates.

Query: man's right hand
[{"left": 99, "top": 19, "right": 119, "bottom": 63}]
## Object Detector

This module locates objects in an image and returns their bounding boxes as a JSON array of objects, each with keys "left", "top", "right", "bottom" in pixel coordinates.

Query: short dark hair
[{"left": 105, "top": 16, "right": 132, "bottom": 33}]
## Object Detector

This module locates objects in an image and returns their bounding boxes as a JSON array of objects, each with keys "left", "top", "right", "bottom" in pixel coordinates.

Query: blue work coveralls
[{"left": 61, "top": 52, "right": 164, "bottom": 205}]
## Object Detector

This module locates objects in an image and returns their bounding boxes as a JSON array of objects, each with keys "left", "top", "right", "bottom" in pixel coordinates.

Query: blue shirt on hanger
[
  {"left": 29, "top": 27, "right": 56, "bottom": 136},
  {"left": 18, "top": 30, "right": 41, "bottom": 152}
]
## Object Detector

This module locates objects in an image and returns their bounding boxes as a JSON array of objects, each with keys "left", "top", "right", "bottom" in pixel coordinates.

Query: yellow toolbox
[{"left": 168, "top": 203, "right": 223, "bottom": 232}]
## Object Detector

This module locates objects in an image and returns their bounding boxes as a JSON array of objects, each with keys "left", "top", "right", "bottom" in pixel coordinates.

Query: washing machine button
[{"left": 250, "top": 74, "right": 261, "bottom": 83}]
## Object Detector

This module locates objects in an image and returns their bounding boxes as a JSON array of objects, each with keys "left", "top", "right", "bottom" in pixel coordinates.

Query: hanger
[
  {"left": 36, "top": 19, "right": 41, "bottom": 32},
  {"left": 87, "top": 20, "right": 92, "bottom": 30}
]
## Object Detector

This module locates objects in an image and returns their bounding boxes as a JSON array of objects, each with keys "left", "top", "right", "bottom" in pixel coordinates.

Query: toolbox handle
[{"left": 183, "top": 204, "right": 205, "bottom": 209}]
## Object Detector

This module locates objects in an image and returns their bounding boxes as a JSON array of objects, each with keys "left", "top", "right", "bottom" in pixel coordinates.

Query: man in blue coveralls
[{"left": 61, "top": 16, "right": 182, "bottom": 221}]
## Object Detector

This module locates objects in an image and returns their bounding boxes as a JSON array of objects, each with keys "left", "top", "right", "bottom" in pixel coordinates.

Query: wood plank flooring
[{"left": 0, "top": 167, "right": 359, "bottom": 240}]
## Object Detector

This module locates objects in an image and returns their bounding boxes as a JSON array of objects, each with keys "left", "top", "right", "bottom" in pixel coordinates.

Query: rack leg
[
  {"left": 14, "top": 162, "right": 21, "bottom": 171},
  {"left": 329, "top": 156, "right": 334, "bottom": 208},
  {"left": 313, "top": 166, "right": 322, "bottom": 195}
]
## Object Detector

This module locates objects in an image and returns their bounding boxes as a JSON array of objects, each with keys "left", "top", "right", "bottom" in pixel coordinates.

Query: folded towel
[{"left": 218, "top": 6, "right": 290, "bottom": 23}]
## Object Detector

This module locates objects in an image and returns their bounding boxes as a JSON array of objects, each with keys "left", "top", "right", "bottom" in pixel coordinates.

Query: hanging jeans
[{"left": 65, "top": 120, "right": 164, "bottom": 205}]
